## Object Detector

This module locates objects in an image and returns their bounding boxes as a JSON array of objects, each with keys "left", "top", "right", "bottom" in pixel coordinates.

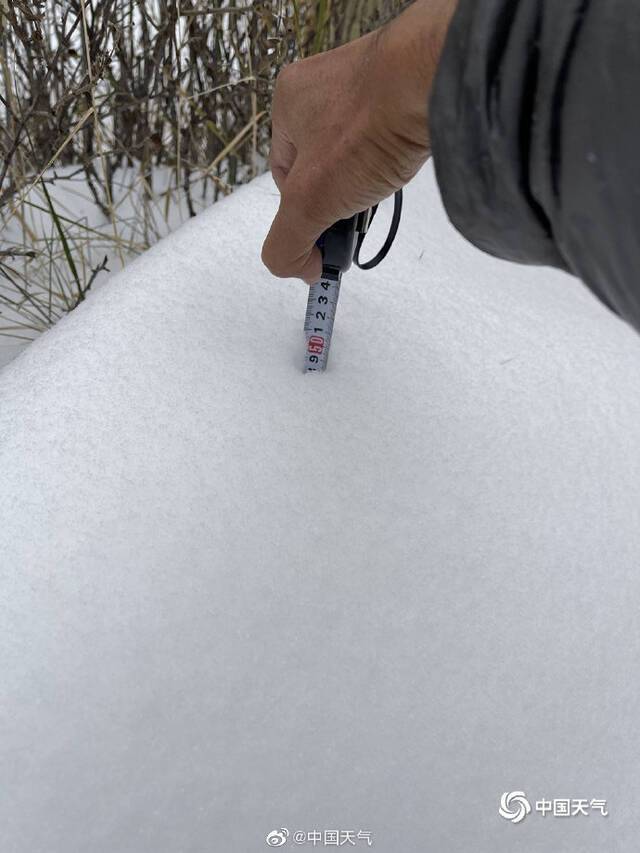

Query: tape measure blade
[{"left": 303, "top": 271, "right": 341, "bottom": 372}]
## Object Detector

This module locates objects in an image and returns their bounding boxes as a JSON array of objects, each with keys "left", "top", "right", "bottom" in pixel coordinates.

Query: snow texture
[
  {"left": 2, "top": 164, "right": 640, "bottom": 853},
  {"left": 0, "top": 343, "right": 25, "bottom": 370}
]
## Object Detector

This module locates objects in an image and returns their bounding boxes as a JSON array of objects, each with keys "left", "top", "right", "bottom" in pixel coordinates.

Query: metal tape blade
[{"left": 303, "top": 268, "right": 342, "bottom": 372}]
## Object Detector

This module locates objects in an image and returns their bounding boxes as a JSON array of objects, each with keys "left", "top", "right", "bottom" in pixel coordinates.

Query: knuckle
[
  {"left": 261, "top": 242, "right": 289, "bottom": 278},
  {"left": 269, "top": 263, "right": 293, "bottom": 279},
  {"left": 276, "top": 61, "right": 299, "bottom": 86},
  {"left": 266, "top": 264, "right": 287, "bottom": 279},
  {"left": 273, "top": 63, "right": 297, "bottom": 101}
]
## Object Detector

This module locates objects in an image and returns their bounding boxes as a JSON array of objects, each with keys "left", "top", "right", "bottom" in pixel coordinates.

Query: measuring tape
[
  {"left": 303, "top": 268, "right": 341, "bottom": 372},
  {"left": 303, "top": 190, "right": 403, "bottom": 372}
]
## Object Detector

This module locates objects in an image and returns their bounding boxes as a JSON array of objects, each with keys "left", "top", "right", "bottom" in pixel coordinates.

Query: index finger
[{"left": 262, "top": 162, "right": 333, "bottom": 283}]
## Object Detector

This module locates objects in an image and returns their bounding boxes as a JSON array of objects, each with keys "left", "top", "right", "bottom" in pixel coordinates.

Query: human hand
[{"left": 261, "top": 0, "right": 458, "bottom": 283}]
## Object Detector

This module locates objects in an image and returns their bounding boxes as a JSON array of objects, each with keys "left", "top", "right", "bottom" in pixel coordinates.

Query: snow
[
  {"left": 0, "top": 342, "right": 25, "bottom": 370},
  {"left": 2, "top": 163, "right": 640, "bottom": 852}
]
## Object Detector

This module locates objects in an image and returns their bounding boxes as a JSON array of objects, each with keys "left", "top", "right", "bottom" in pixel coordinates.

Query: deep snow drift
[{"left": 2, "top": 165, "right": 640, "bottom": 852}]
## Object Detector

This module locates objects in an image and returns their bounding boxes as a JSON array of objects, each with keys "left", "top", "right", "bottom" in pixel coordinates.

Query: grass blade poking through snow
[{"left": 40, "top": 179, "right": 84, "bottom": 305}]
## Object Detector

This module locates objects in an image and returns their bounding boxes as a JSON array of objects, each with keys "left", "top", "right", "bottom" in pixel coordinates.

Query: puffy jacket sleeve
[{"left": 429, "top": 0, "right": 640, "bottom": 331}]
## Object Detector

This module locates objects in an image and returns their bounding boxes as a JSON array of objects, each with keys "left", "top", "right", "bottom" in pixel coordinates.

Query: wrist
[{"left": 373, "top": 0, "right": 458, "bottom": 139}]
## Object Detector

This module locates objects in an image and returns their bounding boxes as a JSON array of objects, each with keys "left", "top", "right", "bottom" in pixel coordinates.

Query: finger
[
  {"left": 268, "top": 81, "right": 297, "bottom": 192},
  {"left": 270, "top": 163, "right": 288, "bottom": 193},
  {"left": 269, "top": 132, "right": 296, "bottom": 192},
  {"left": 262, "top": 202, "right": 324, "bottom": 283},
  {"left": 261, "top": 175, "right": 330, "bottom": 283}
]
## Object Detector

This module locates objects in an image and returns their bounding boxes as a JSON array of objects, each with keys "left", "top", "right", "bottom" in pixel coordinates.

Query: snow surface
[
  {"left": 0, "top": 343, "right": 25, "bottom": 370},
  {"left": 2, "top": 164, "right": 640, "bottom": 853}
]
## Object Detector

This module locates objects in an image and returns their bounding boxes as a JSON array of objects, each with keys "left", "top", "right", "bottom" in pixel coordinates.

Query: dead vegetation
[{"left": 0, "top": 0, "right": 409, "bottom": 341}]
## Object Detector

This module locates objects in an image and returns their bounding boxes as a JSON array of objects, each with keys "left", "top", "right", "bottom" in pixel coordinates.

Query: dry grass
[{"left": 0, "top": 0, "right": 410, "bottom": 341}]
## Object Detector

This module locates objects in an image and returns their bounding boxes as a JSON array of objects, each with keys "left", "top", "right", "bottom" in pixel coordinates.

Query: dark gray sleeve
[{"left": 429, "top": 0, "right": 640, "bottom": 331}]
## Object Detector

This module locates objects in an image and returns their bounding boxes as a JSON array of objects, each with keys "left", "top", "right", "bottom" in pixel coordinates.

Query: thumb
[{"left": 261, "top": 169, "right": 330, "bottom": 284}]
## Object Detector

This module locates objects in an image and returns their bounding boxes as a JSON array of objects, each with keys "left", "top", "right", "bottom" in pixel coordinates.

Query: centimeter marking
[{"left": 303, "top": 267, "right": 342, "bottom": 372}]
